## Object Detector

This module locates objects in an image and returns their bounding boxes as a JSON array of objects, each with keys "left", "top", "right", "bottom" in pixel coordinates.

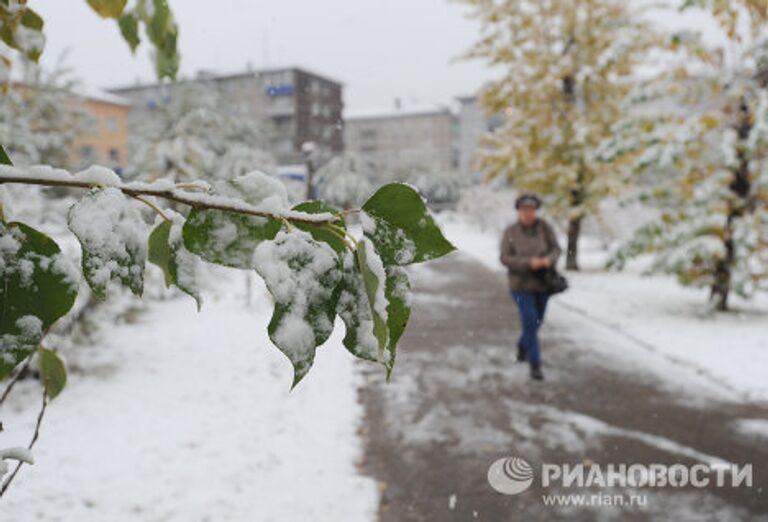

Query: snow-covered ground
[
  {"left": 2, "top": 207, "right": 765, "bottom": 520},
  {"left": 439, "top": 213, "right": 768, "bottom": 404},
  {"left": 1, "top": 270, "right": 378, "bottom": 521}
]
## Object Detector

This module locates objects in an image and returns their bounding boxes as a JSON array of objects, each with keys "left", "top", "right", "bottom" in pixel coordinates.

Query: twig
[
  {"left": 128, "top": 194, "right": 171, "bottom": 222},
  {"left": 322, "top": 223, "right": 357, "bottom": 251},
  {"left": 0, "top": 390, "right": 48, "bottom": 498},
  {"left": 174, "top": 182, "right": 210, "bottom": 192},
  {"left": 0, "top": 353, "right": 34, "bottom": 407}
]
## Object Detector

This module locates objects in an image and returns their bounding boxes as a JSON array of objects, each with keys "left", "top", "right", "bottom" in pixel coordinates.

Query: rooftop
[
  {"left": 108, "top": 66, "right": 344, "bottom": 93},
  {"left": 345, "top": 104, "right": 453, "bottom": 121}
]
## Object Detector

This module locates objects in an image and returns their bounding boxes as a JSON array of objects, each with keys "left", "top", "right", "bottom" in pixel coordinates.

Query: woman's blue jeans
[{"left": 511, "top": 291, "right": 550, "bottom": 368}]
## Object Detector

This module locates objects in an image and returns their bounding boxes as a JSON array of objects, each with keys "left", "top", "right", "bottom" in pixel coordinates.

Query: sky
[
  {"left": 31, "top": 1, "right": 732, "bottom": 115},
  {"left": 34, "top": 0, "right": 494, "bottom": 113}
]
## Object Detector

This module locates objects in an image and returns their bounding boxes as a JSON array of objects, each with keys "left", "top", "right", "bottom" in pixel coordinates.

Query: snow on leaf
[
  {"left": 68, "top": 187, "right": 148, "bottom": 298},
  {"left": 73, "top": 165, "right": 122, "bottom": 187},
  {"left": 0, "top": 446, "right": 34, "bottom": 480},
  {"left": 148, "top": 212, "right": 202, "bottom": 309},
  {"left": 0, "top": 447, "right": 34, "bottom": 465},
  {"left": 0, "top": 222, "right": 78, "bottom": 380},
  {"left": 361, "top": 183, "right": 456, "bottom": 265},
  {"left": 336, "top": 251, "right": 381, "bottom": 363},
  {"left": 182, "top": 172, "right": 287, "bottom": 269},
  {"left": 292, "top": 201, "right": 348, "bottom": 254},
  {"left": 216, "top": 171, "right": 289, "bottom": 212},
  {"left": 336, "top": 249, "right": 411, "bottom": 377},
  {"left": 253, "top": 230, "right": 342, "bottom": 388},
  {"left": 383, "top": 264, "right": 411, "bottom": 378},
  {"left": 356, "top": 238, "right": 389, "bottom": 357},
  {"left": 183, "top": 210, "right": 280, "bottom": 269}
]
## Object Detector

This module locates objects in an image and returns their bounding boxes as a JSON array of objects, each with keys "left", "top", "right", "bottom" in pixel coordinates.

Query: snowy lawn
[
  {"left": 439, "top": 213, "right": 768, "bottom": 404},
  {"left": 1, "top": 270, "right": 377, "bottom": 521}
]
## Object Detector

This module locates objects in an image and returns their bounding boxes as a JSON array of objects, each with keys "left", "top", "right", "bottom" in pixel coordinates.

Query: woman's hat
[{"left": 515, "top": 193, "right": 541, "bottom": 209}]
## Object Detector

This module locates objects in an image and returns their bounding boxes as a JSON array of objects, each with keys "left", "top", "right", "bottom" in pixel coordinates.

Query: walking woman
[{"left": 499, "top": 194, "right": 562, "bottom": 381}]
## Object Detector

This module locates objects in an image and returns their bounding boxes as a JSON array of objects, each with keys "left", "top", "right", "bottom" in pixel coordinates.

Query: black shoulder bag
[{"left": 537, "top": 267, "right": 569, "bottom": 295}]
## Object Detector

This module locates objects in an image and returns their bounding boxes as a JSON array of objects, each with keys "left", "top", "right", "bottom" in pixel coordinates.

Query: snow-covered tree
[
  {"left": 681, "top": 0, "right": 768, "bottom": 40},
  {"left": 606, "top": 5, "right": 768, "bottom": 310},
  {"left": 405, "top": 169, "right": 465, "bottom": 208},
  {"left": 314, "top": 154, "right": 374, "bottom": 209},
  {"left": 128, "top": 83, "right": 276, "bottom": 182},
  {"left": 0, "top": 62, "right": 92, "bottom": 168},
  {"left": 458, "top": 0, "right": 668, "bottom": 269}
]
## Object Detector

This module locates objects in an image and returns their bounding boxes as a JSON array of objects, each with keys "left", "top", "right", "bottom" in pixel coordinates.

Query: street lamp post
[{"left": 301, "top": 141, "right": 317, "bottom": 200}]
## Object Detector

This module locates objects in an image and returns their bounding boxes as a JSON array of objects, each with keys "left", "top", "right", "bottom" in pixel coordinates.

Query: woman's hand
[{"left": 528, "top": 256, "right": 552, "bottom": 270}]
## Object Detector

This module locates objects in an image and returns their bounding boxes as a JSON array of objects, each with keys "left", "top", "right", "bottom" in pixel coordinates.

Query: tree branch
[
  {"left": 0, "top": 390, "right": 48, "bottom": 498},
  {"left": 0, "top": 352, "right": 35, "bottom": 407},
  {"left": 0, "top": 174, "right": 342, "bottom": 226}
]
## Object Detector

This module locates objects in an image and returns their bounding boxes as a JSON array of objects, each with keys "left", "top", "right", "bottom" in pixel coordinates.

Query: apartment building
[
  {"left": 456, "top": 94, "right": 504, "bottom": 177},
  {"left": 109, "top": 67, "right": 344, "bottom": 165},
  {"left": 74, "top": 90, "right": 131, "bottom": 173},
  {"left": 344, "top": 105, "right": 458, "bottom": 176}
]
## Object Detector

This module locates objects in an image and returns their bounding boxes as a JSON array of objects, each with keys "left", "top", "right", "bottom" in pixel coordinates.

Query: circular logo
[{"left": 487, "top": 456, "right": 534, "bottom": 495}]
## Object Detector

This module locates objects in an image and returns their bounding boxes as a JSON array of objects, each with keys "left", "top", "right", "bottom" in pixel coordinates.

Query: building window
[
  {"left": 109, "top": 148, "right": 119, "bottom": 162},
  {"left": 106, "top": 117, "right": 118, "bottom": 133}
]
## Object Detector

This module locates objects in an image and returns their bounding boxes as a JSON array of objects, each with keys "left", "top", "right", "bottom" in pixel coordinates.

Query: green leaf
[
  {"left": 361, "top": 183, "right": 456, "bottom": 265},
  {"left": 68, "top": 188, "right": 147, "bottom": 298},
  {"left": 0, "top": 144, "right": 11, "bottom": 165},
  {"left": 0, "top": 25, "right": 14, "bottom": 51},
  {"left": 336, "top": 249, "right": 411, "bottom": 377},
  {"left": 86, "top": 0, "right": 127, "bottom": 18},
  {"left": 38, "top": 347, "right": 66, "bottom": 399},
  {"left": 149, "top": 216, "right": 201, "bottom": 309},
  {"left": 144, "top": 0, "right": 179, "bottom": 80},
  {"left": 253, "top": 230, "right": 342, "bottom": 388},
  {"left": 0, "top": 222, "right": 78, "bottom": 380},
  {"left": 148, "top": 220, "right": 173, "bottom": 283},
  {"left": 383, "top": 265, "right": 411, "bottom": 378},
  {"left": 356, "top": 239, "right": 389, "bottom": 353},
  {"left": 20, "top": 8, "right": 44, "bottom": 31},
  {"left": 292, "top": 201, "right": 347, "bottom": 254},
  {"left": 182, "top": 172, "right": 287, "bottom": 269},
  {"left": 117, "top": 12, "right": 140, "bottom": 51},
  {"left": 183, "top": 210, "right": 280, "bottom": 269},
  {"left": 336, "top": 251, "right": 380, "bottom": 364}
]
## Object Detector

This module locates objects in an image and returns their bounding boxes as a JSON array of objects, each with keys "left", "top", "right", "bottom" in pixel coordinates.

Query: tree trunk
[
  {"left": 711, "top": 217, "right": 733, "bottom": 312},
  {"left": 566, "top": 215, "right": 582, "bottom": 271},
  {"left": 561, "top": 70, "right": 585, "bottom": 271},
  {"left": 712, "top": 97, "right": 753, "bottom": 312}
]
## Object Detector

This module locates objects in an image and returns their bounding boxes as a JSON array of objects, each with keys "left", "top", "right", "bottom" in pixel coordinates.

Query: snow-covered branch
[{"left": 0, "top": 166, "right": 340, "bottom": 226}]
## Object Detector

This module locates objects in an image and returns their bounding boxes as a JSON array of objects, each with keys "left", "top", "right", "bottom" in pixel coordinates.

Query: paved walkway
[{"left": 357, "top": 253, "right": 768, "bottom": 521}]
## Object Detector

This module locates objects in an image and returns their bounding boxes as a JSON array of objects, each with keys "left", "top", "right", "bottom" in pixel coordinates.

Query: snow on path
[
  {"left": 1, "top": 273, "right": 377, "bottom": 521},
  {"left": 438, "top": 214, "right": 768, "bottom": 404}
]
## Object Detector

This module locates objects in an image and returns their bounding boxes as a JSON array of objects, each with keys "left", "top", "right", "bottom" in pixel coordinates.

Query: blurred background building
[
  {"left": 109, "top": 66, "right": 344, "bottom": 166},
  {"left": 74, "top": 90, "right": 130, "bottom": 174},
  {"left": 456, "top": 94, "right": 504, "bottom": 178},
  {"left": 343, "top": 103, "right": 458, "bottom": 176}
]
